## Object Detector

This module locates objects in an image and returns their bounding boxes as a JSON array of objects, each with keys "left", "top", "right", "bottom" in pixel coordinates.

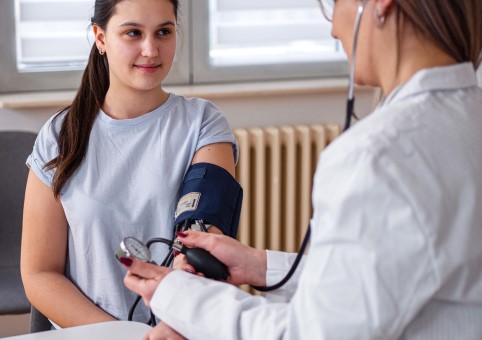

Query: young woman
[
  {"left": 123, "top": 0, "right": 482, "bottom": 339},
  {"left": 21, "top": 0, "right": 237, "bottom": 329}
]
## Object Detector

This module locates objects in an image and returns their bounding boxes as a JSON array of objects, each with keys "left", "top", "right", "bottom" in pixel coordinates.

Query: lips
[{"left": 134, "top": 64, "right": 161, "bottom": 73}]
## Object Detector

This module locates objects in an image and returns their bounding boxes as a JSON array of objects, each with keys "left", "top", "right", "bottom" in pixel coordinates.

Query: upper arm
[
  {"left": 21, "top": 169, "right": 68, "bottom": 276},
  {"left": 191, "top": 142, "right": 235, "bottom": 177},
  {"left": 189, "top": 143, "right": 237, "bottom": 235}
]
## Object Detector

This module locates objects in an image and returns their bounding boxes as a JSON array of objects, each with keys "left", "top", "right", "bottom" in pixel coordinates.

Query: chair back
[
  {"left": 30, "top": 305, "right": 52, "bottom": 332},
  {"left": 0, "top": 131, "right": 37, "bottom": 314}
]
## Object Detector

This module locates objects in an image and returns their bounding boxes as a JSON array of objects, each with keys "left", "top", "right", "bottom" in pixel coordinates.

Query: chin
[
  {"left": 131, "top": 78, "right": 164, "bottom": 91},
  {"left": 353, "top": 73, "right": 377, "bottom": 88},
  {"left": 353, "top": 75, "right": 365, "bottom": 86}
]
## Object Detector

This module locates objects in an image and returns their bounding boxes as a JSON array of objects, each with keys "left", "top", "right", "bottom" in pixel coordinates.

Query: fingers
[
  {"left": 124, "top": 271, "right": 157, "bottom": 306},
  {"left": 173, "top": 254, "right": 196, "bottom": 274},
  {"left": 176, "top": 229, "right": 220, "bottom": 251},
  {"left": 143, "top": 322, "right": 186, "bottom": 340},
  {"left": 120, "top": 257, "right": 167, "bottom": 279},
  {"left": 122, "top": 258, "right": 173, "bottom": 307}
]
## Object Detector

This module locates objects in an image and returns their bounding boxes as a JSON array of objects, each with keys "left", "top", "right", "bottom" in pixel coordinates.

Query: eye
[
  {"left": 157, "top": 28, "right": 172, "bottom": 36},
  {"left": 126, "top": 29, "right": 141, "bottom": 37}
]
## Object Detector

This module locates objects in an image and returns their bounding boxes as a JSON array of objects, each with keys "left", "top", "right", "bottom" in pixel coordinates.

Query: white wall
[
  {"left": 0, "top": 314, "right": 30, "bottom": 337},
  {"left": 0, "top": 108, "right": 53, "bottom": 132},
  {"left": 0, "top": 89, "right": 375, "bottom": 133},
  {"left": 478, "top": 64, "right": 482, "bottom": 86}
]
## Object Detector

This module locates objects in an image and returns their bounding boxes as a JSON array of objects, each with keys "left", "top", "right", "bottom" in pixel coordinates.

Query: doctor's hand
[
  {"left": 121, "top": 258, "right": 173, "bottom": 308},
  {"left": 143, "top": 322, "right": 185, "bottom": 340},
  {"left": 176, "top": 230, "right": 267, "bottom": 286},
  {"left": 172, "top": 225, "right": 224, "bottom": 275}
]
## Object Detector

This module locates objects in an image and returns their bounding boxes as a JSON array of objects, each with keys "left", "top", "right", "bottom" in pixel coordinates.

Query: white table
[{"left": 2, "top": 321, "right": 152, "bottom": 339}]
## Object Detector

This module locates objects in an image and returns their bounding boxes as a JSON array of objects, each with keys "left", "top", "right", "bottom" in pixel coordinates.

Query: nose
[
  {"left": 331, "top": 28, "right": 337, "bottom": 39},
  {"left": 141, "top": 37, "right": 159, "bottom": 57}
]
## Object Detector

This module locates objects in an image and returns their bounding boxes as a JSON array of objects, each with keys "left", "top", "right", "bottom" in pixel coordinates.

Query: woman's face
[
  {"left": 330, "top": 0, "right": 378, "bottom": 86},
  {"left": 95, "top": 0, "right": 177, "bottom": 94}
]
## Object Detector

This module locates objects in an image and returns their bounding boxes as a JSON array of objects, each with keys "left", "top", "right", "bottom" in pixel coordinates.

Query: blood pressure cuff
[{"left": 174, "top": 162, "right": 243, "bottom": 238}]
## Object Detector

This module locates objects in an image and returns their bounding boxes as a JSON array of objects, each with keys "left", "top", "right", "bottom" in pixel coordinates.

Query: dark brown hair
[
  {"left": 45, "top": 0, "right": 180, "bottom": 198},
  {"left": 395, "top": 0, "right": 482, "bottom": 68},
  {"left": 319, "top": 0, "right": 482, "bottom": 68}
]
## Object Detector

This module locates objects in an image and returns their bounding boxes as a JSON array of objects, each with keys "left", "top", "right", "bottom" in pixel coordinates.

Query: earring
[
  {"left": 99, "top": 49, "right": 105, "bottom": 55},
  {"left": 374, "top": 7, "right": 386, "bottom": 27}
]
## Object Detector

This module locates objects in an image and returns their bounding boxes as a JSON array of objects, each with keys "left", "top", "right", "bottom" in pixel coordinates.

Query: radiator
[{"left": 234, "top": 124, "right": 341, "bottom": 253}]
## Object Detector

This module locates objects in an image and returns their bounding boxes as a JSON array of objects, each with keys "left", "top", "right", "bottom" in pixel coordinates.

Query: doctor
[{"left": 123, "top": 0, "right": 482, "bottom": 338}]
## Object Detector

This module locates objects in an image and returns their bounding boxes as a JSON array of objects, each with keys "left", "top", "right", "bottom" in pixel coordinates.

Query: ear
[
  {"left": 373, "top": 0, "right": 395, "bottom": 17},
  {"left": 93, "top": 24, "right": 106, "bottom": 52},
  {"left": 372, "top": 0, "right": 396, "bottom": 28}
]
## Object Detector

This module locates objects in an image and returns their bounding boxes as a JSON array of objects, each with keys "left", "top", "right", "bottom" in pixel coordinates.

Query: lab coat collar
[{"left": 379, "top": 62, "right": 478, "bottom": 109}]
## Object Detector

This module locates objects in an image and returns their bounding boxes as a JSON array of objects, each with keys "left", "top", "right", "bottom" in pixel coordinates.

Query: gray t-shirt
[{"left": 27, "top": 93, "right": 238, "bottom": 323}]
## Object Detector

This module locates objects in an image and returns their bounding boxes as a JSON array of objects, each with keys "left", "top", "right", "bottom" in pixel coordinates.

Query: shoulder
[
  {"left": 170, "top": 94, "right": 221, "bottom": 115},
  {"left": 26, "top": 109, "right": 69, "bottom": 186},
  {"left": 317, "top": 106, "right": 429, "bottom": 202},
  {"left": 169, "top": 93, "right": 231, "bottom": 128},
  {"left": 36, "top": 108, "right": 69, "bottom": 149}
]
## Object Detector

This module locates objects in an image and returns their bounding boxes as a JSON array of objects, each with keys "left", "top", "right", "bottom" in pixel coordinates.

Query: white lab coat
[{"left": 150, "top": 63, "right": 482, "bottom": 339}]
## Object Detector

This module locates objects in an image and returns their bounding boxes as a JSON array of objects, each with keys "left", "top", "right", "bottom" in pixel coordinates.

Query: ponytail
[{"left": 45, "top": 45, "right": 109, "bottom": 198}]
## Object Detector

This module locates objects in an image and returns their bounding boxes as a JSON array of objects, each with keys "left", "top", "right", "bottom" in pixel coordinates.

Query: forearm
[
  {"left": 24, "top": 271, "right": 116, "bottom": 328},
  {"left": 22, "top": 172, "right": 114, "bottom": 327},
  {"left": 245, "top": 248, "right": 267, "bottom": 287}
]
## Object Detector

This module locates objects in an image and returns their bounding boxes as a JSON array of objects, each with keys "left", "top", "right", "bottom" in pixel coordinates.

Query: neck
[
  {"left": 382, "top": 45, "right": 457, "bottom": 96},
  {"left": 102, "top": 86, "right": 169, "bottom": 120},
  {"left": 378, "top": 28, "right": 457, "bottom": 96}
]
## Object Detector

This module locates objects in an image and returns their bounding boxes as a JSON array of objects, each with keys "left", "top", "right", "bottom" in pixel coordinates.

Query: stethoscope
[
  {"left": 254, "top": 0, "right": 368, "bottom": 292},
  {"left": 117, "top": 220, "right": 230, "bottom": 325}
]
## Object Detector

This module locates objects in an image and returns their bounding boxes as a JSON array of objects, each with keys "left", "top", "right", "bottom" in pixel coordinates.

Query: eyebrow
[{"left": 119, "top": 21, "right": 176, "bottom": 28}]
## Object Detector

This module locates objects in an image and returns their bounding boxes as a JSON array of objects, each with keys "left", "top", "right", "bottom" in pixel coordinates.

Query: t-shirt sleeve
[
  {"left": 197, "top": 101, "right": 239, "bottom": 164},
  {"left": 25, "top": 113, "right": 63, "bottom": 187}
]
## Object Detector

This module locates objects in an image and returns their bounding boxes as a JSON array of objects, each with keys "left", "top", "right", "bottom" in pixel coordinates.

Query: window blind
[
  {"left": 15, "top": 0, "right": 93, "bottom": 72},
  {"left": 208, "top": 0, "right": 343, "bottom": 66}
]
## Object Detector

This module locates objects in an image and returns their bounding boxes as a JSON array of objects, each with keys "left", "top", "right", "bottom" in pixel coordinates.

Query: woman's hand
[
  {"left": 172, "top": 225, "right": 223, "bottom": 275},
  {"left": 122, "top": 258, "right": 173, "bottom": 308},
  {"left": 176, "top": 230, "right": 267, "bottom": 286},
  {"left": 143, "top": 322, "right": 185, "bottom": 340}
]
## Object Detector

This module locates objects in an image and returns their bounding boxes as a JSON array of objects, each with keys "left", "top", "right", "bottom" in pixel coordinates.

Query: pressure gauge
[{"left": 116, "top": 237, "right": 151, "bottom": 263}]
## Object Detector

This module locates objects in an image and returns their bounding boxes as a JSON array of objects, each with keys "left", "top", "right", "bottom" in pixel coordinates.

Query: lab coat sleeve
[
  {"left": 263, "top": 250, "right": 306, "bottom": 302},
  {"left": 150, "top": 270, "right": 290, "bottom": 340}
]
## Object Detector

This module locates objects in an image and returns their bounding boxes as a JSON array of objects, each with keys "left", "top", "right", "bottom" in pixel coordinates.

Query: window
[
  {"left": 15, "top": 0, "right": 93, "bottom": 72},
  {"left": 0, "top": 0, "right": 90, "bottom": 93},
  {"left": 0, "top": 0, "right": 346, "bottom": 93},
  {"left": 208, "top": 0, "right": 340, "bottom": 66},
  {"left": 192, "top": 0, "right": 346, "bottom": 83}
]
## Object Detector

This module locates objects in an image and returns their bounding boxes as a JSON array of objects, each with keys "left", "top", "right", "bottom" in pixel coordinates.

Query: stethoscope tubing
[{"left": 254, "top": 0, "right": 368, "bottom": 292}]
